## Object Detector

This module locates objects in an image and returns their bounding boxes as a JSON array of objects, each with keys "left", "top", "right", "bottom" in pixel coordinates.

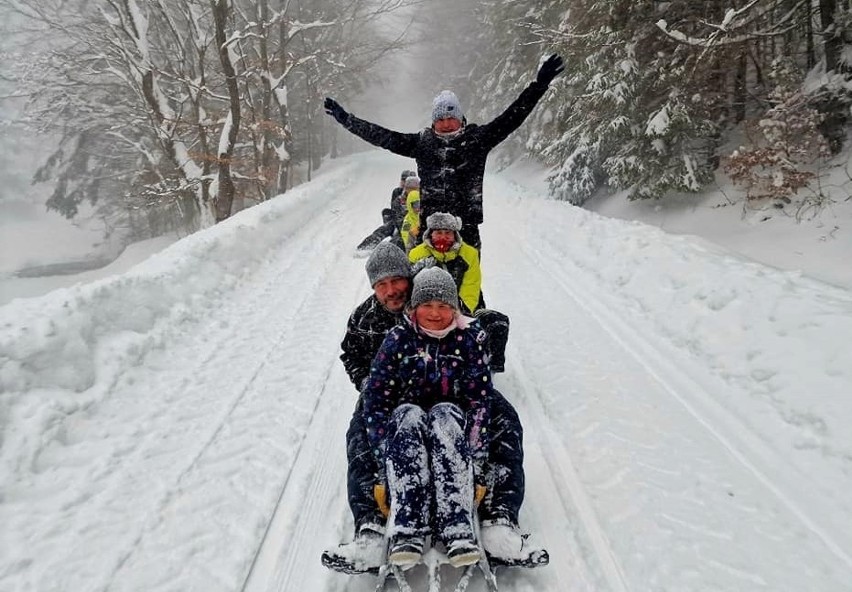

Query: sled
[
  {"left": 374, "top": 544, "right": 498, "bottom": 592},
  {"left": 356, "top": 208, "right": 401, "bottom": 252},
  {"left": 371, "top": 506, "right": 549, "bottom": 592},
  {"left": 374, "top": 522, "right": 500, "bottom": 592},
  {"left": 356, "top": 229, "right": 390, "bottom": 252}
]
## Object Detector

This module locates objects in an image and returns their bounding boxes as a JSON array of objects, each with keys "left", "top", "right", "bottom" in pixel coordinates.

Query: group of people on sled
[
  {"left": 320, "top": 53, "right": 565, "bottom": 576},
  {"left": 356, "top": 169, "right": 423, "bottom": 253}
]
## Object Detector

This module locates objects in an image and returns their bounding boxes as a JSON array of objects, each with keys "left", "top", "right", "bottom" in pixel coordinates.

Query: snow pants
[
  {"left": 478, "top": 392, "right": 524, "bottom": 525},
  {"left": 346, "top": 394, "right": 385, "bottom": 531},
  {"left": 346, "top": 390, "right": 524, "bottom": 531},
  {"left": 385, "top": 403, "right": 475, "bottom": 543}
]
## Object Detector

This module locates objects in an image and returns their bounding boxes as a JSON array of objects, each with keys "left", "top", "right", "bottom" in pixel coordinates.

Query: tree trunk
[
  {"left": 258, "top": 0, "right": 276, "bottom": 199},
  {"left": 820, "top": 0, "right": 841, "bottom": 73},
  {"left": 734, "top": 46, "right": 748, "bottom": 123},
  {"left": 212, "top": 0, "right": 241, "bottom": 222},
  {"left": 806, "top": 0, "right": 816, "bottom": 69},
  {"left": 275, "top": 10, "right": 292, "bottom": 195}
]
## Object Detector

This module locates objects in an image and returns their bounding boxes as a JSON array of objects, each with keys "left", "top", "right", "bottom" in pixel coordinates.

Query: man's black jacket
[
  {"left": 340, "top": 81, "right": 550, "bottom": 227},
  {"left": 340, "top": 294, "right": 403, "bottom": 389}
]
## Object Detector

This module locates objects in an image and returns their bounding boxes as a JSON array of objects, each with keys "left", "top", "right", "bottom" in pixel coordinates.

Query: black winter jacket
[
  {"left": 340, "top": 294, "right": 404, "bottom": 389},
  {"left": 390, "top": 186, "right": 406, "bottom": 227},
  {"left": 341, "top": 81, "right": 550, "bottom": 226}
]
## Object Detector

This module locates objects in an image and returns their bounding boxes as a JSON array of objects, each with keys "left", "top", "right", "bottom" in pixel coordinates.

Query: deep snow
[{"left": 1, "top": 151, "right": 851, "bottom": 591}]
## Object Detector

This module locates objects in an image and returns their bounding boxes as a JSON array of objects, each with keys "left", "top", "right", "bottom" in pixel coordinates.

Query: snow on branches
[{"left": 724, "top": 88, "right": 830, "bottom": 204}]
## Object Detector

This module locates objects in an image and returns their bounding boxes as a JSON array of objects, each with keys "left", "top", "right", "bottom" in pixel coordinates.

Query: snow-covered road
[{"left": 2, "top": 152, "right": 851, "bottom": 592}]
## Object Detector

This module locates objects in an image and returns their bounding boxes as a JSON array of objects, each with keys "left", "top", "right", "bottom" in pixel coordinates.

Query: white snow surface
[{"left": 2, "top": 151, "right": 852, "bottom": 592}]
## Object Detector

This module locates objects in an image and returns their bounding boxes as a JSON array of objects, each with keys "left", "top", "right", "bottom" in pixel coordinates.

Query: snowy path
[
  {"left": 241, "top": 158, "right": 852, "bottom": 591},
  {"left": 3, "top": 152, "right": 851, "bottom": 592},
  {"left": 483, "top": 210, "right": 852, "bottom": 591}
]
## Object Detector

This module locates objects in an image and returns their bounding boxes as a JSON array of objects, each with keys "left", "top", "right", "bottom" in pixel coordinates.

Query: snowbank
[
  {"left": 0, "top": 161, "right": 357, "bottom": 469},
  {"left": 497, "top": 191, "right": 852, "bottom": 492}
]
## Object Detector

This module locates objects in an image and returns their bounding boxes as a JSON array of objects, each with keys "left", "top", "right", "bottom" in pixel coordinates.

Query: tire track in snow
[
  {"left": 29, "top": 160, "right": 391, "bottom": 592},
  {"left": 481, "top": 196, "right": 852, "bottom": 590}
]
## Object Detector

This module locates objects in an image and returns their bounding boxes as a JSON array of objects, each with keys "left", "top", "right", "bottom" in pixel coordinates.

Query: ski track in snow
[
  {"left": 102, "top": 201, "right": 367, "bottom": 592},
  {"left": 480, "top": 194, "right": 852, "bottom": 591},
  {"left": 4, "top": 153, "right": 852, "bottom": 592},
  {"left": 1, "top": 161, "right": 371, "bottom": 592}
]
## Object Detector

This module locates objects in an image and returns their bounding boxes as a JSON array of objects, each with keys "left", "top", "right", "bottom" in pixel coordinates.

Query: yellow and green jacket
[
  {"left": 401, "top": 189, "right": 421, "bottom": 251},
  {"left": 409, "top": 239, "right": 482, "bottom": 313}
]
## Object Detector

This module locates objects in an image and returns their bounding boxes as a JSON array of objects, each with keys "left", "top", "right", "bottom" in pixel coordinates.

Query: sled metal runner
[
  {"left": 374, "top": 548, "right": 499, "bottom": 592},
  {"left": 374, "top": 514, "right": 499, "bottom": 592}
]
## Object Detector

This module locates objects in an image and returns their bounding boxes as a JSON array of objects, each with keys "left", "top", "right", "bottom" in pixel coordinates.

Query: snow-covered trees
[
  {"left": 7, "top": 0, "right": 851, "bottom": 220},
  {"left": 4, "top": 0, "right": 412, "bottom": 236},
  {"left": 453, "top": 0, "right": 852, "bottom": 206}
]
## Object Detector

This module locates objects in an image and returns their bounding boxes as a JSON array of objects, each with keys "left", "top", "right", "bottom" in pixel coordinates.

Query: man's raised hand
[
  {"left": 324, "top": 97, "right": 349, "bottom": 124},
  {"left": 536, "top": 54, "right": 564, "bottom": 85}
]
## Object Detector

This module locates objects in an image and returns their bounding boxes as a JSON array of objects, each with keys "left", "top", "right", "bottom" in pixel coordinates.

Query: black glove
[
  {"left": 324, "top": 97, "right": 349, "bottom": 125},
  {"left": 536, "top": 54, "right": 564, "bottom": 85}
]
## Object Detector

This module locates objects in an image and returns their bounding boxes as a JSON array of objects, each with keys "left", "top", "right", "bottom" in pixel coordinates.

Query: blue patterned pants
[{"left": 385, "top": 403, "right": 475, "bottom": 544}]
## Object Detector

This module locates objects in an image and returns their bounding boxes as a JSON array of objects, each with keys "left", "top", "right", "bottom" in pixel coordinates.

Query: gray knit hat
[
  {"left": 366, "top": 242, "right": 411, "bottom": 286},
  {"left": 432, "top": 90, "right": 464, "bottom": 123},
  {"left": 425, "top": 212, "right": 461, "bottom": 232},
  {"left": 404, "top": 175, "right": 420, "bottom": 189},
  {"left": 424, "top": 212, "right": 462, "bottom": 244},
  {"left": 410, "top": 267, "right": 459, "bottom": 310}
]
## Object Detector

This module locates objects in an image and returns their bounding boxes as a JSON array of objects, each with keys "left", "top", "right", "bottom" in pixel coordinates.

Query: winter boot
[
  {"left": 446, "top": 538, "right": 481, "bottom": 568},
  {"left": 480, "top": 520, "right": 548, "bottom": 568},
  {"left": 388, "top": 535, "right": 425, "bottom": 567},
  {"left": 321, "top": 522, "right": 386, "bottom": 574}
]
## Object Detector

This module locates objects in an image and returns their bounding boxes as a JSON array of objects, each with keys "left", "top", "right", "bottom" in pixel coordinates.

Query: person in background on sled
[
  {"left": 322, "top": 243, "right": 546, "bottom": 576},
  {"left": 390, "top": 169, "right": 413, "bottom": 231},
  {"left": 362, "top": 267, "right": 490, "bottom": 568},
  {"left": 400, "top": 175, "right": 421, "bottom": 252},
  {"left": 355, "top": 169, "right": 414, "bottom": 251},
  {"left": 324, "top": 54, "right": 565, "bottom": 252},
  {"left": 409, "top": 212, "right": 509, "bottom": 373}
]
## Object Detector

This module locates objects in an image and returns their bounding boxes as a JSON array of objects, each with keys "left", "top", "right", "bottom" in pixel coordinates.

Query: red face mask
[
  {"left": 431, "top": 235, "right": 455, "bottom": 253},
  {"left": 434, "top": 118, "right": 462, "bottom": 134}
]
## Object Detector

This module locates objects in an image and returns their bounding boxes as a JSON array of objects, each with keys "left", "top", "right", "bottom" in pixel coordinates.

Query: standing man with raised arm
[{"left": 324, "top": 55, "right": 564, "bottom": 252}]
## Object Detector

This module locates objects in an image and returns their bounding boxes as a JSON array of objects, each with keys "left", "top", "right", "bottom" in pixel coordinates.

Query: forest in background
[{"left": 2, "top": 0, "right": 850, "bottom": 243}]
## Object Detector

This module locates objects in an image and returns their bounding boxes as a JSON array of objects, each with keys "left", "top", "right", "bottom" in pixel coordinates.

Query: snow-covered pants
[
  {"left": 346, "top": 394, "right": 384, "bottom": 531},
  {"left": 347, "top": 390, "right": 524, "bottom": 531},
  {"left": 385, "top": 403, "right": 475, "bottom": 544},
  {"left": 481, "top": 391, "right": 524, "bottom": 525}
]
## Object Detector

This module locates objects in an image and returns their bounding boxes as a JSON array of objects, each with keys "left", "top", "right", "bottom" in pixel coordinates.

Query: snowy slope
[{"left": 2, "top": 151, "right": 851, "bottom": 592}]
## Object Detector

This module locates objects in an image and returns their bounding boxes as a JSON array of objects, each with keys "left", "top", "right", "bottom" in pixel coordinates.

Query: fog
[
  {"left": 0, "top": 0, "right": 487, "bottom": 278},
  {"left": 346, "top": 2, "right": 481, "bottom": 131}
]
